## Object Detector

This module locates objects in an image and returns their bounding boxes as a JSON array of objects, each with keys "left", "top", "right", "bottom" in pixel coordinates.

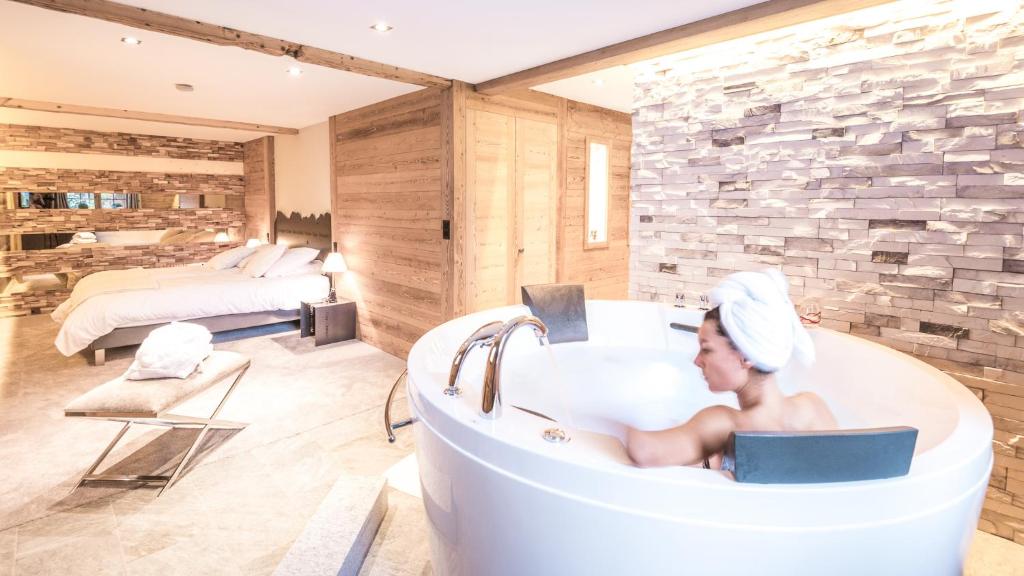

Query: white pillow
[
  {"left": 206, "top": 245, "right": 255, "bottom": 270},
  {"left": 242, "top": 244, "right": 288, "bottom": 278},
  {"left": 266, "top": 260, "right": 323, "bottom": 278},
  {"left": 263, "top": 247, "right": 321, "bottom": 278}
]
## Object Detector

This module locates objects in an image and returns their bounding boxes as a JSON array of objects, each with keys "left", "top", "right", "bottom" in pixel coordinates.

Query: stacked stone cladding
[
  {"left": 0, "top": 124, "right": 244, "bottom": 161},
  {"left": 0, "top": 167, "right": 244, "bottom": 195},
  {"left": 0, "top": 124, "right": 248, "bottom": 314},
  {"left": 0, "top": 208, "right": 245, "bottom": 234},
  {"left": 630, "top": 0, "right": 1024, "bottom": 542}
]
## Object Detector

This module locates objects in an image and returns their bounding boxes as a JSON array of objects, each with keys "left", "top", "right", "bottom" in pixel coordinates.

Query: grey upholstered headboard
[{"left": 274, "top": 211, "right": 332, "bottom": 256}]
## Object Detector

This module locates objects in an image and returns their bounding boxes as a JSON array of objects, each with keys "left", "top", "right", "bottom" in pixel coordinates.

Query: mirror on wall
[
  {"left": 585, "top": 138, "right": 611, "bottom": 249},
  {"left": 0, "top": 228, "right": 239, "bottom": 252},
  {"left": 3, "top": 192, "right": 234, "bottom": 210}
]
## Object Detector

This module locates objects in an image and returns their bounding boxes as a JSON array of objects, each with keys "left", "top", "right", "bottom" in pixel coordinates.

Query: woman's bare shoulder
[{"left": 788, "top": 392, "right": 838, "bottom": 429}]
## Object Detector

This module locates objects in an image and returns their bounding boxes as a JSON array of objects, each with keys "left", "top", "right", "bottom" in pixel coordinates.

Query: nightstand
[{"left": 300, "top": 299, "right": 357, "bottom": 346}]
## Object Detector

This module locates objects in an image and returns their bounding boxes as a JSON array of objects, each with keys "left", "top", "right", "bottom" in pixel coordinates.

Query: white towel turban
[{"left": 708, "top": 269, "right": 815, "bottom": 372}]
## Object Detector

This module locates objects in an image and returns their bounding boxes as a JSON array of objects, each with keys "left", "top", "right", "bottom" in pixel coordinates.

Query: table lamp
[
  {"left": 321, "top": 242, "right": 348, "bottom": 303},
  {"left": 245, "top": 238, "right": 261, "bottom": 248}
]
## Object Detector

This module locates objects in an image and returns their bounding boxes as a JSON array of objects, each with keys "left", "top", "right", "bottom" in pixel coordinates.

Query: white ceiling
[{"left": 0, "top": 0, "right": 762, "bottom": 138}]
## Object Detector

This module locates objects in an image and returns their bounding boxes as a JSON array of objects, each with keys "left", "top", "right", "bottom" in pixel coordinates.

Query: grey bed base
[{"left": 86, "top": 309, "right": 300, "bottom": 366}]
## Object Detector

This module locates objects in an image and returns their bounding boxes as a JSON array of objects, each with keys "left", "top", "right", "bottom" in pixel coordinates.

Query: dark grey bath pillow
[
  {"left": 521, "top": 284, "right": 589, "bottom": 344},
  {"left": 725, "top": 426, "right": 918, "bottom": 484}
]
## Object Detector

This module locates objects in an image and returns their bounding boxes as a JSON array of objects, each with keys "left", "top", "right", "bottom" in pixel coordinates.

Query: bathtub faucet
[
  {"left": 446, "top": 320, "right": 505, "bottom": 397},
  {"left": 482, "top": 315, "right": 548, "bottom": 420}
]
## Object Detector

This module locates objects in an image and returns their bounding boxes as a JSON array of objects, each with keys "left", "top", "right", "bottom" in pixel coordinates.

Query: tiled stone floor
[
  {"left": 0, "top": 315, "right": 413, "bottom": 575},
  {"left": 4, "top": 314, "right": 1024, "bottom": 575}
]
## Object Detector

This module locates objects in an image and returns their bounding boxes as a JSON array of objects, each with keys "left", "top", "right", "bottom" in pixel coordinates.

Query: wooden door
[
  {"left": 466, "top": 109, "right": 515, "bottom": 311},
  {"left": 513, "top": 117, "right": 558, "bottom": 303},
  {"left": 465, "top": 111, "right": 558, "bottom": 311}
]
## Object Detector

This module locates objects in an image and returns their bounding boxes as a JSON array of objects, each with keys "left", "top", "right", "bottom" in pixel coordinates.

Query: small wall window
[{"left": 584, "top": 138, "right": 611, "bottom": 249}]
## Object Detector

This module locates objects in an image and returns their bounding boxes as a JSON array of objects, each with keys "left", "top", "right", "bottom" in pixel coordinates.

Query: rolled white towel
[
  {"left": 125, "top": 322, "right": 214, "bottom": 380},
  {"left": 72, "top": 231, "right": 97, "bottom": 240},
  {"left": 709, "top": 268, "right": 814, "bottom": 373}
]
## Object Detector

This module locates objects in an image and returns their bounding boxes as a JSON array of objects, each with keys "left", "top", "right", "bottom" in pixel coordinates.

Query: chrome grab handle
[{"left": 384, "top": 369, "right": 412, "bottom": 443}]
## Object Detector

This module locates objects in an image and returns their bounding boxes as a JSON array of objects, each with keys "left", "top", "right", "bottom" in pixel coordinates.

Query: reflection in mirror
[
  {"left": 0, "top": 272, "right": 68, "bottom": 297},
  {"left": 585, "top": 138, "right": 610, "bottom": 249},
  {"left": 0, "top": 227, "right": 240, "bottom": 251},
  {"left": 15, "top": 192, "right": 141, "bottom": 209},
  {"left": 7, "top": 192, "right": 234, "bottom": 210}
]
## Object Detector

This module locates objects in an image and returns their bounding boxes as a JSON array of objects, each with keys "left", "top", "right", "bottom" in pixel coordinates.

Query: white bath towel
[
  {"left": 125, "top": 321, "right": 213, "bottom": 380},
  {"left": 709, "top": 268, "right": 814, "bottom": 372}
]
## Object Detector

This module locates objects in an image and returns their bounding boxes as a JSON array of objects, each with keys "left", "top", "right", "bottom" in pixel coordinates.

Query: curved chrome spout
[
  {"left": 482, "top": 315, "right": 548, "bottom": 419},
  {"left": 446, "top": 320, "right": 504, "bottom": 397}
]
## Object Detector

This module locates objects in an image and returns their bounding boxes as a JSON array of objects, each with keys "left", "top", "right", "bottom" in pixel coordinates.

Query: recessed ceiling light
[
  {"left": 121, "top": 36, "right": 141, "bottom": 46},
  {"left": 175, "top": 83, "right": 194, "bottom": 92},
  {"left": 592, "top": 79, "right": 605, "bottom": 86},
  {"left": 287, "top": 66, "right": 303, "bottom": 77},
  {"left": 370, "top": 22, "right": 394, "bottom": 33}
]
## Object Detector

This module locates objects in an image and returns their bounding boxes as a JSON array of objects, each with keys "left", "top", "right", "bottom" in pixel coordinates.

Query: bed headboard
[{"left": 274, "top": 211, "right": 332, "bottom": 255}]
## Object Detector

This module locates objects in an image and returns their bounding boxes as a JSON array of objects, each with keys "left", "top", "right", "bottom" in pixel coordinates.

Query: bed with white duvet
[{"left": 53, "top": 262, "right": 329, "bottom": 356}]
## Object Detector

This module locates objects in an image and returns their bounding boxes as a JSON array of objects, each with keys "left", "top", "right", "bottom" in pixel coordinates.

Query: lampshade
[
  {"left": 245, "top": 238, "right": 261, "bottom": 248},
  {"left": 214, "top": 231, "right": 230, "bottom": 242},
  {"left": 322, "top": 252, "right": 348, "bottom": 274}
]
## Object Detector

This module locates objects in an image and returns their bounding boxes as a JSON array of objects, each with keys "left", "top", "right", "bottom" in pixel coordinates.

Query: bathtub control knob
[{"left": 543, "top": 428, "right": 570, "bottom": 444}]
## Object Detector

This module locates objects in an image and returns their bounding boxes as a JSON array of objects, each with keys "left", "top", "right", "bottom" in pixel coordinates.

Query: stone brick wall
[
  {"left": 630, "top": 0, "right": 1024, "bottom": 542},
  {"left": 0, "top": 167, "right": 244, "bottom": 195},
  {"left": 0, "top": 208, "right": 245, "bottom": 234},
  {"left": 0, "top": 124, "right": 251, "bottom": 315},
  {"left": 0, "top": 124, "right": 244, "bottom": 161}
]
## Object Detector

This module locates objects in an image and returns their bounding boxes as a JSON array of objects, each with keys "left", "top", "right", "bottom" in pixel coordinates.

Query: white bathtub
[{"left": 406, "top": 301, "right": 993, "bottom": 576}]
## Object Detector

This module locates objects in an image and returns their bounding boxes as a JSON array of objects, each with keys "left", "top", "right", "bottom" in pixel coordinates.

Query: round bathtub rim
[{"left": 407, "top": 300, "right": 994, "bottom": 491}]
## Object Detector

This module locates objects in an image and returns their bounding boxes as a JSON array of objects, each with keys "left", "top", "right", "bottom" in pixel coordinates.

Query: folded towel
[
  {"left": 125, "top": 322, "right": 214, "bottom": 380},
  {"left": 73, "top": 231, "right": 97, "bottom": 240},
  {"left": 70, "top": 237, "right": 98, "bottom": 244},
  {"left": 709, "top": 268, "right": 814, "bottom": 373}
]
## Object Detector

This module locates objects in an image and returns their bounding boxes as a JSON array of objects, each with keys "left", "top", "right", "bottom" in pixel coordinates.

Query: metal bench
[{"left": 64, "top": 350, "right": 251, "bottom": 495}]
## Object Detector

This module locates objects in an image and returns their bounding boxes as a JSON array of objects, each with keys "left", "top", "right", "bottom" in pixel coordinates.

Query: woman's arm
[{"left": 626, "top": 406, "right": 737, "bottom": 467}]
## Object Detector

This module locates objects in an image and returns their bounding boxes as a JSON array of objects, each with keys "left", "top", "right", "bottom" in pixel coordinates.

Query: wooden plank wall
[
  {"left": 332, "top": 88, "right": 446, "bottom": 358},
  {"left": 243, "top": 136, "right": 275, "bottom": 243},
  {"left": 332, "top": 88, "right": 631, "bottom": 358},
  {"left": 560, "top": 101, "right": 632, "bottom": 299}
]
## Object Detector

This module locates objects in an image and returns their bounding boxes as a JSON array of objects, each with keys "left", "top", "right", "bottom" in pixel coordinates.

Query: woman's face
[{"left": 694, "top": 319, "right": 751, "bottom": 393}]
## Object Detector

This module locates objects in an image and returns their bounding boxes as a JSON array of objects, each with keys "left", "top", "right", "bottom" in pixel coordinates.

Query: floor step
[{"left": 273, "top": 474, "right": 388, "bottom": 576}]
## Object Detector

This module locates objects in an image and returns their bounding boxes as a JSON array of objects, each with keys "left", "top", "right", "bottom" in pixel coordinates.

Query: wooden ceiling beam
[
  {"left": 0, "top": 98, "right": 300, "bottom": 135},
  {"left": 475, "top": 0, "right": 896, "bottom": 95},
  {"left": 12, "top": 0, "right": 451, "bottom": 88}
]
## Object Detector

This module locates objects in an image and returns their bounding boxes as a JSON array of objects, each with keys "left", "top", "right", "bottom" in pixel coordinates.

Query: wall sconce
[
  {"left": 321, "top": 241, "right": 348, "bottom": 303},
  {"left": 214, "top": 231, "right": 230, "bottom": 243}
]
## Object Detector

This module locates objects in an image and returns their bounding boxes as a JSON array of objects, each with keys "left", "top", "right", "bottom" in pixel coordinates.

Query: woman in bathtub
[{"left": 626, "top": 269, "right": 837, "bottom": 469}]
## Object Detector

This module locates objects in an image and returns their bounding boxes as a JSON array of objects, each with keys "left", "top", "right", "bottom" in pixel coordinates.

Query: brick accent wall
[
  {"left": 0, "top": 167, "right": 244, "bottom": 195},
  {"left": 0, "top": 208, "right": 245, "bottom": 234},
  {"left": 630, "top": 0, "right": 1024, "bottom": 542},
  {"left": 0, "top": 124, "right": 250, "bottom": 315},
  {"left": 0, "top": 124, "right": 244, "bottom": 161}
]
